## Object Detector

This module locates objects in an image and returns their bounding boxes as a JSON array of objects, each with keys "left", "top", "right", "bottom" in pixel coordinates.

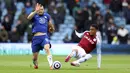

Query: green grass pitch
[{"left": 0, "top": 55, "right": 130, "bottom": 73}]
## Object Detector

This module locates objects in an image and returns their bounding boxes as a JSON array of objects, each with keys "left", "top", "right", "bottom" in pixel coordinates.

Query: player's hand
[
  {"left": 35, "top": 3, "right": 41, "bottom": 12},
  {"left": 49, "top": 27, "right": 55, "bottom": 33}
]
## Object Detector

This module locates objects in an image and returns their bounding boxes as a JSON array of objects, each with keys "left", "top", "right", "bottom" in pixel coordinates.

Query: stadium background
[
  {"left": 0, "top": 0, "right": 130, "bottom": 73},
  {"left": 0, "top": 0, "right": 130, "bottom": 54}
]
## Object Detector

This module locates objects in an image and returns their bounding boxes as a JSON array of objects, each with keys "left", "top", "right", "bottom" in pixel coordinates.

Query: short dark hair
[{"left": 90, "top": 24, "right": 98, "bottom": 30}]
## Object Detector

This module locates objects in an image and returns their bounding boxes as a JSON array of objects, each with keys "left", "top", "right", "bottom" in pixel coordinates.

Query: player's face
[
  {"left": 38, "top": 6, "right": 44, "bottom": 15},
  {"left": 89, "top": 26, "right": 97, "bottom": 36}
]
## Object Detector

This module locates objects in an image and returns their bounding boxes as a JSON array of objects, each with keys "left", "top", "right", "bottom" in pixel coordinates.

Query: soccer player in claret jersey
[
  {"left": 65, "top": 24, "right": 102, "bottom": 69},
  {"left": 27, "top": 3, "right": 55, "bottom": 70}
]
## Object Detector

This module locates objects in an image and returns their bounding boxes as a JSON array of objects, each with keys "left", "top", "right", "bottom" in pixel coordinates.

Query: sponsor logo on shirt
[{"left": 84, "top": 35, "right": 96, "bottom": 44}]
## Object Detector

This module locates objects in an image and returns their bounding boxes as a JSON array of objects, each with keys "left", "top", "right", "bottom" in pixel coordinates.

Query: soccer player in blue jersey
[{"left": 27, "top": 3, "right": 55, "bottom": 69}]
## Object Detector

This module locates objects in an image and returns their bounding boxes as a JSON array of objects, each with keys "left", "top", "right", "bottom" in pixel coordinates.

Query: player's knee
[
  {"left": 44, "top": 44, "right": 50, "bottom": 53},
  {"left": 44, "top": 47, "right": 49, "bottom": 50},
  {"left": 44, "top": 44, "right": 50, "bottom": 50},
  {"left": 72, "top": 49, "right": 78, "bottom": 52},
  {"left": 44, "top": 48, "right": 50, "bottom": 53}
]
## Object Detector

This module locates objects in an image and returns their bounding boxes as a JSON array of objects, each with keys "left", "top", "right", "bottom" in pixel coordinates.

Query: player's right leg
[
  {"left": 33, "top": 52, "right": 39, "bottom": 69},
  {"left": 31, "top": 36, "right": 40, "bottom": 69},
  {"left": 71, "top": 54, "right": 92, "bottom": 67},
  {"left": 31, "top": 47, "right": 40, "bottom": 69}
]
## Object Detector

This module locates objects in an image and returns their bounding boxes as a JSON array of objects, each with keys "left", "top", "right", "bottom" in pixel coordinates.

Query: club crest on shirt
[
  {"left": 39, "top": 18, "right": 46, "bottom": 24},
  {"left": 93, "top": 38, "right": 96, "bottom": 42}
]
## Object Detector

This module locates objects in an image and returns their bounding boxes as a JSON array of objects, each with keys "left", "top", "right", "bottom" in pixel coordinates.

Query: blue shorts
[{"left": 31, "top": 35, "right": 51, "bottom": 53}]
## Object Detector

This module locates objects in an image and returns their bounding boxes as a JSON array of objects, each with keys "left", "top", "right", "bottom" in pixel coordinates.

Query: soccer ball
[{"left": 52, "top": 61, "right": 62, "bottom": 69}]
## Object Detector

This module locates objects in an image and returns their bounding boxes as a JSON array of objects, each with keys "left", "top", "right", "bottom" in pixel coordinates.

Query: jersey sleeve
[
  {"left": 31, "top": 14, "right": 36, "bottom": 22},
  {"left": 96, "top": 33, "right": 102, "bottom": 69},
  {"left": 96, "top": 38, "right": 101, "bottom": 54},
  {"left": 75, "top": 30, "right": 89, "bottom": 38}
]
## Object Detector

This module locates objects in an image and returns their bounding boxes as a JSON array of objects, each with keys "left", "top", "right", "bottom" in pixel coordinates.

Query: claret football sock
[{"left": 65, "top": 51, "right": 77, "bottom": 62}]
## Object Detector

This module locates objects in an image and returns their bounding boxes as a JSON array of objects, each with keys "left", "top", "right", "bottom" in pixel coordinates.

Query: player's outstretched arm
[
  {"left": 97, "top": 44, "right": 101, "bottom": 69},
  {"left": 75, "top": 30, "right": 89, "bottom": 38},
  {"left": 96, "top": 33, "right": 102, "bottom": 69},
  {"left": 48, "top": 19, "right": 55, "bottom": 33},
  {"left": 27, "top": 3, "right": 41, "bottom": 20},
  {"left": 27, "top": 11, "right": 37, "bottom": 20}
]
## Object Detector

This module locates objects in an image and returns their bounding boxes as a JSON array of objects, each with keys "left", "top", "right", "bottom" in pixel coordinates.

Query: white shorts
[{"left": 72, "top": 45, "right": 86, "bottom": 59}]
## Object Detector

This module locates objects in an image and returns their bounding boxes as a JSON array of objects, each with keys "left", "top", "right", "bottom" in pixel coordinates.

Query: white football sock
[
  {"left": 76, "top": 54, "right": 92, "bottom": 63},
  {"left": 47, "top": 55, "right": 53, "bottom": 67}
]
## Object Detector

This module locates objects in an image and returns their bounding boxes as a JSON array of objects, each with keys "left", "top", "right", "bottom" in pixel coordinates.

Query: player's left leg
[
  {"left": 68, "top": 46, "right": 92, "bottom": 67},
  {"left": 65, "top": 46, "right": 86, "bottom": 62},
  {"left": 44, "top": 44, "right": 53, "bottom": 70},
  {"left": 65, "top": 46, "right": 78, "bottom": 62}
]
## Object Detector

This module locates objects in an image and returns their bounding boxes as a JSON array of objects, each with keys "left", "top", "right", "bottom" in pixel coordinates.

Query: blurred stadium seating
[{"left": 0, "top": 0, "right": 130, "bottom": 44}]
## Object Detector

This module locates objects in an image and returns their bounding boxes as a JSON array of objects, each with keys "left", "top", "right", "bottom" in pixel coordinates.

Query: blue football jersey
[{"left": 31, "top": 12, "right": 50, "bottom": 34}]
